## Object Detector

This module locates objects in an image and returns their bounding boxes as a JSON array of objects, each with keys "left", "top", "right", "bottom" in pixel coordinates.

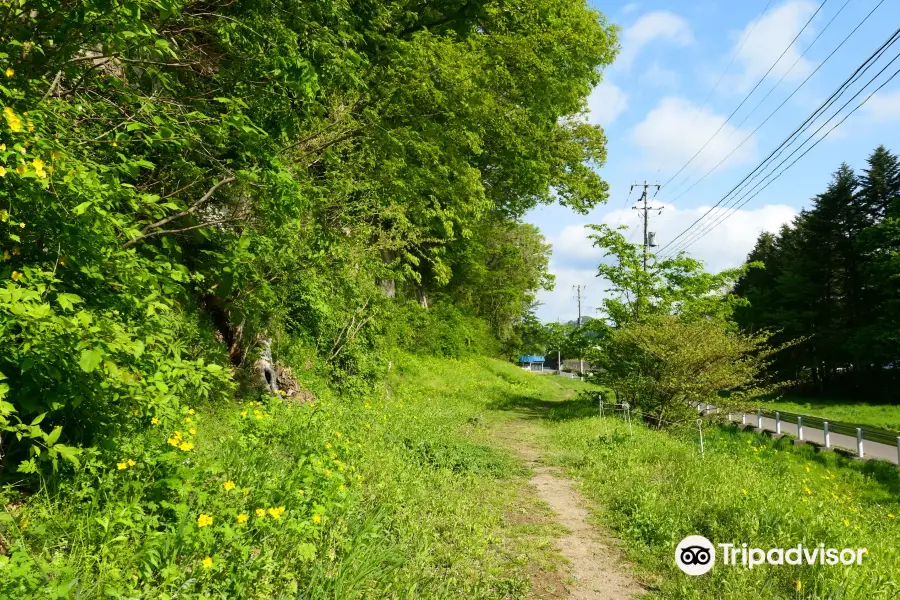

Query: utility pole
[
  {"left": 573, "top": 285, "right": 583, "bottom": 326},
  {"left": 631, "top": 180, "right": 663, "bottom": 271},
  {"left": 573, "top": 285, "right": 585, "bottom": 379}
]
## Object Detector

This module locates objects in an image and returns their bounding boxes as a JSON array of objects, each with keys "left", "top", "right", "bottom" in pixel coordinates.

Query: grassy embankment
[
  {"left": 538, "top": 397, "right": 900, "bottom": 599},
  {"left": 1, "top": 354, "right": 588, "bottom": 599},
  {"left": 6, "top": 355, "right": 900, "bottom": 599},
  {"left": 759, "top": 395, "right": 900, "bottom": 432}
]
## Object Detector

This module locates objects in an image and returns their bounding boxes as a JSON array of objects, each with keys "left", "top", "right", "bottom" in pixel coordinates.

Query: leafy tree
[
  {"left": 589, "top": 316, "right": 789, "bottom": 427},
  {"left": 586, "top": 224, "right": 750, "bottom": 326}
]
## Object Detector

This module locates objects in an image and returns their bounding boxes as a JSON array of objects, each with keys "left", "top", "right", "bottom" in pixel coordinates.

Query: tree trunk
[{"left": 378, "top": 250, "right": 397, "bottom": 298}]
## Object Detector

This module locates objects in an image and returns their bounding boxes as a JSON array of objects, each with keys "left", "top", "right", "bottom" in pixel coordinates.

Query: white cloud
[
  {"left": 631, "top": 96, "right": 758, "bottom": 172},
  {"left": 863, "top": 90, "right": 900, "bottom": 122},
  {"left": 621, "top": 2, "right": 640, "bottom": 15},
  {"left": 617, "top": 11, "right": 693, "bottom": 69},
  {"left": 533, "top": 203, "right": 797, "bottom": 322},
  {"left": 586, "top": 80, "right": 628, "bottom": 126},
  {"left": 643, "top": 62, "right": 679, "bottom": 88},
  {"left": 729, "top": 0, "right": 818, "bottom": 90}
]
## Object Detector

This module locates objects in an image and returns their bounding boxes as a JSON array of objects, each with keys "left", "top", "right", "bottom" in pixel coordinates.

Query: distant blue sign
[{"left": 518, "top": 355, "right": 545, "bottom": 363}]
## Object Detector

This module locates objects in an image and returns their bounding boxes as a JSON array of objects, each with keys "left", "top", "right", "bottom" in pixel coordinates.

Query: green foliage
[
  {"left": 734, "top": 145, "right": 900, "bottom": 398},
  {"left": 384, "top": 300, "right": 499, "bottom": 359},
  {"left": 586, "top": 224, "right": 751, "bottom": 327},
  {"left": 0, "top": 0, "right": 618, "bottom": 474},
  {"left": 589, "top": 316, "right": 790, "bottom": 425}
]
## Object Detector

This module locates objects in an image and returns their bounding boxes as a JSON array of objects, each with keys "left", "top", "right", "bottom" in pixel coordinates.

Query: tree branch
[{"left": 123, "top": 176, "right": 236, "bottom": 248}]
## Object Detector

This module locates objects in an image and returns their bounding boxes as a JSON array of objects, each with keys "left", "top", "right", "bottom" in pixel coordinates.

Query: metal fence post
[
  {"left": 698, "top": 419, "right": 705, "bottom": 458},
  {"left": 757, "top": 409, "right": 762, "bottom": 428},
  {"left": 742, "top": 414, "right": 746, "bottom": 425},
  {"left": 896, "top": 436, "right": 900, "bottom": 466},
  {"left": 798, "top": 416, "right": 804, "bottom": 441},
  {"left": 857, "top": 428, "right": 864, "bottom": 458},
  {"left": 824, "top": 421, "right": 830, "bottom": 448},
  {"left": 775, "top": 412, "right": 781, "bottom": 435}
]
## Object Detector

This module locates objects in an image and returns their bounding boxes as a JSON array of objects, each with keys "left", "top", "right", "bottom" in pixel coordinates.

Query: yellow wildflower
[
  {"left": 312, "top": 514, "right": 321, "bottom": 524},
  {"left": 335, "top": 431, "right": 342, "bottom": 438},
  {"left": 117, "top": 462, "right": 128, "bottom": 470},
  {"left": 795, "top": 580, "right": 802, "bottom": 591},
  {"left": 843, "top": 519, "right": 850, "bottom": 527},
  {"left": 4, "top": 68, "right": 12, "bottom": 78},
  {"left": 151, "top": 417, "right": 159, "bottom": 425},
  {"left": 179, "top": 441, "right": 194, "bottom": 452},
  {"left": 240, "top": 410, "right": 248, "bottom": 417},
  {"left": 255, "top": 508, "right": 266, "bottom": 518},
  {"left": 202, "top": 556, "right": 213, "bottom": 569},
  {"left": 325, "top": 443, "right": 332, "bottom": 450},
  {"left": 197, "top": 514, "right": 213, "bottom": 528},
  {"left": 889, "top": 513, "right": 896, "bottom": 519},
  {"left": 4, "top": 107, "right": 22, "bottom": 133},
  {"left": 223, "top": 480, "right": 235, "bottom": 491},
  {"left": 742, "top": 489, "right": 748, "bottom": 495},
  {"left": 127, "top": 459, "right": 136, "bottom": 467},
  {"left": 11, "top": 271, "right": 22, "bottom": 281},
  {"left": 236, "top": 514, "right": 248, "bottom": 523},
  {"left": 184, "top": 416, "right": 192, "bottom": 423},
  {"left": 18, "top": 222, "right": 24, "bottom": 229},
  {"left": 324, "top": 469, "right": 332, "bottom": 477},
  {"left": 189, "top": 428, "right": 196, "bottom": 435},
  {"left": 188, "top": 409, "right": 195, "bottom": 415},
  {"left": 297, "top": 489, "right": 305, "bottom": 495},
  {"left": 0, "top": 167, "right": 5, "bottom": 177},
  {"left": 15, "top": 164, "right": 26, "bottom": 174},
  {"left": 267, "top": 507, "right": 281, "bottom": 519},
  {"left": 804, "top": 486, "right": 812, "bottom": 495}
]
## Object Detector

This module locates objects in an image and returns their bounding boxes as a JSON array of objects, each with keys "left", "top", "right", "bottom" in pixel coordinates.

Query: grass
[
  {"left": 0, "top": 354, "right": 589, "bottom": 599},
  {"left": 760, "top": 395, "right": 900, "bottom": 432},
  {"left": 9, "top": 353, "right": 900, "bottom": 599},
  {"left": 532, "top": 395, "right": 900, "bottom": 600}
]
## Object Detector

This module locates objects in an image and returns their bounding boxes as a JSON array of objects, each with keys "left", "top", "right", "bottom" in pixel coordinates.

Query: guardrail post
[
  {"left": 857, "top": 428, "right": 864, "bottom": 458},
  {"left": 775, "top": 412, "right": 781, "bottom": 435},
  {"left": 742, "top": 414, "right": 746, "bottom": 425},
  {"left": 797, "top": 416, "right": 804, "bottom": 441},
  {"left": 757, "top": 409, "right": 762, "bottom": 428},
  {"left": 824, "top": 421, "right": 830, "bottom": 448},
  {"left": 897, "top": 436, "right": 900, "bottom": 466}
]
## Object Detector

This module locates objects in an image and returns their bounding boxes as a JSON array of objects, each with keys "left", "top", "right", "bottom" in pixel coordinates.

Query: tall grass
[
  {"left": 0, "top": 355, "right": 586, "bottom": 599},
  {"left": 542, "top": 399, "right": 900, "bottom": 599}
]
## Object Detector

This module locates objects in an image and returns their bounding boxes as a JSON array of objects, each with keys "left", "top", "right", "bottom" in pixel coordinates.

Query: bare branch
[{"left": 123, "top": 176, "right": 236, "bottom": 248}]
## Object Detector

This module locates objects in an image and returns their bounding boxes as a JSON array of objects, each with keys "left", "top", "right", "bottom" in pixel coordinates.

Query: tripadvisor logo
[{"left": 675, "top": 536, "right": 868, "bottom": 575}]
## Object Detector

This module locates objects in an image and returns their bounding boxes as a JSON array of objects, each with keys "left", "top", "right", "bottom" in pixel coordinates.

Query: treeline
[
  {"left": 0, "top": 1, "right": 618, "bottom": 474},
  {"left": 734, "top": 145, "right": 900, "bottom": 399}
]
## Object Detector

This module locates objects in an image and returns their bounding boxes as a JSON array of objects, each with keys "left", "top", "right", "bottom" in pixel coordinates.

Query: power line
[
  {"left": 662, "top": 43, "right": 900, "bottom": 256},
  {"left": 664, "top": 33, "right": 900, "bottom": 256},
  {"left": 665, "top": 0, "right": 867, "bottom": 204},
  {"left": 660, "top": 0, "right": 829, "bottom": 192},
  {"left": 657, "top": 25, "right": 900, "bottom": 256},
  {"left": 686, "top": 0, "right": 776, "bottom": 130},
  {"left": 612, "top": 185, "right": 635, "bottom": 228},
  {"left": 669, "top": 57, "right": 900, "bottom": 255}
]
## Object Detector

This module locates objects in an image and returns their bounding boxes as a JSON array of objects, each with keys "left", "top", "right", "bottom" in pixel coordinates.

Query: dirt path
[{"left": 496, "top": 421, "right": 644, "bottom": 600}]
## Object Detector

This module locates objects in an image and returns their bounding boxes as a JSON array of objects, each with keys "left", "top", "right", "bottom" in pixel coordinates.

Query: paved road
[{"left": 723, "top": 409, "right": 900, "bottom": 465}]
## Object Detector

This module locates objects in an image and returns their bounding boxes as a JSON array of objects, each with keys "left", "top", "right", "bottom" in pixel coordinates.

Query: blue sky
[{"left": 526, "top": 0, "right": 900, "bottom": 323}]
